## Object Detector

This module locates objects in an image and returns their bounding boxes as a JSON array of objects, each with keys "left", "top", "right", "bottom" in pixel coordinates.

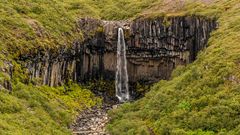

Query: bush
[{"left": 0, "top": 82, "right": 100, "bottom": 134}]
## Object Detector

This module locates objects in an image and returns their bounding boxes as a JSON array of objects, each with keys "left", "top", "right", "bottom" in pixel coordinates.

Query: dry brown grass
[{"left": 141, "top": 0, "right": 216, "bottom": 17}]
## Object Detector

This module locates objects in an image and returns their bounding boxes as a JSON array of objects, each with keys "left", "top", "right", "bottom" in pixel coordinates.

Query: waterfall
[{"left": 115, "top": 28, "right": 130, "bottom": 102}]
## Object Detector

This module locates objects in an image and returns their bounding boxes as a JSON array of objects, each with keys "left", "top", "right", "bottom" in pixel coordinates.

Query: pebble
[{"left": 71, "top": 104, "right": 116, "bottom": 135}]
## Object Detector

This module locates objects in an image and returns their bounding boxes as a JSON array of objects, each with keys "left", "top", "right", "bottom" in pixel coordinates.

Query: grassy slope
[
  {"left": 0, "top": 0, "right": 156, "bottom": 58},
  {"left": 107, "top": 0, "right": 240, "bottom": 135},
  {"left": 0, "top": 83, "right": 100, "bottom": 134}
]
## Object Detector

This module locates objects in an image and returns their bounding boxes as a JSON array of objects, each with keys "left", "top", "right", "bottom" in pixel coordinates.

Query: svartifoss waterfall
[{"left": 115, "top": 28, "right": 130, "bottom": 102}]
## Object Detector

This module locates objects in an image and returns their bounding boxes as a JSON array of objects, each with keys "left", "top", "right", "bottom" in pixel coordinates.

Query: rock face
[
  {"left": 23, "top": 16, "right": 216, "bottom": 88},
  {"left": 128, "top": 16, "right": 216, "bottom": 81},
  {"left": 0, "top": 60, "right": 13, "bottom": 91}
]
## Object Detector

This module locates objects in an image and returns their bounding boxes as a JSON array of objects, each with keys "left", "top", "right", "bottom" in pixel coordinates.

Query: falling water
[{"left": 115, "top": 28, "right": 130, "bottom": 102}]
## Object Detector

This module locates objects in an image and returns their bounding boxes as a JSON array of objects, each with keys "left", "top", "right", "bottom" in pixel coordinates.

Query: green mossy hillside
[
  {"left": 0, "top": 83, "right": 100, "bottom": 135},
  {"left": 107, "top": 0, "right": 240, "bottom": 135},
  {"left": 0, "top": 0, "right": 158, "bottom": 59}
]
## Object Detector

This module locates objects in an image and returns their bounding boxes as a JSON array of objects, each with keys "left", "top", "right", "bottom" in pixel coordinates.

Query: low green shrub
[{"left": 0, "top": 82, "right": 100, "bottom": 134}]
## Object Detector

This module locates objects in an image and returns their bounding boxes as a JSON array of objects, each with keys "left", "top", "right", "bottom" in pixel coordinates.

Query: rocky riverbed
[{"left": 71, "top": 104, "right": 117, "bottom": 135}]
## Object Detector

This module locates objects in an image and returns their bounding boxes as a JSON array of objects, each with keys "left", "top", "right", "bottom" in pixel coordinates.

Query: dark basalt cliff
[
  {"left": 23, "top": 16, "right": 216, "bottom": 91},
  {"left": 128, "top": 16, "right": 216, "bottom": 81}
]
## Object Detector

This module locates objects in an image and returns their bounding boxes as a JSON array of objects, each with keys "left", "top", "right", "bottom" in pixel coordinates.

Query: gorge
[
  {"left": 2, "top": 0, "right": 240, "bottom": 134},
  {"left": 2, "top": 15, "right": 218, "bottom": 134},
  {"left": 1, "top": 1, "right": 240, "bottom": 134}
]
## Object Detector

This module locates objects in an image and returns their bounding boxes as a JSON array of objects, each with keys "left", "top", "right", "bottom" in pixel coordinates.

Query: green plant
[{"left": 0, "top": 82, "right": 100, "bottom": 134}]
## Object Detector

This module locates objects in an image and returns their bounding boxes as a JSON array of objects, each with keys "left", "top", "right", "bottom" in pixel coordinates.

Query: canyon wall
[
  {"left": 128, "top": 16, "right": 216, "bottom": 82},
  {"left": 24, "top": 16, "right": 216, "bottom": 87}
]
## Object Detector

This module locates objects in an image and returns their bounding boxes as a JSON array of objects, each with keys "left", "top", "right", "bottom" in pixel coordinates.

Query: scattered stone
[{"left": 71, "top": 104, "right": 116, "bottom": 135}]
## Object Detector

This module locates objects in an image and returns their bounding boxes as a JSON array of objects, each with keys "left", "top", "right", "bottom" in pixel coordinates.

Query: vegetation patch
[{"left": 0, "top": 82, "right": 101, "bottom": 134}]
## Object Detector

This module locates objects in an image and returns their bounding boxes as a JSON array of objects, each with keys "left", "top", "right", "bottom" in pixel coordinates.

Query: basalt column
[
  {"left": 25, "top": 16, "right": 216, "bottom": 88},
  {"left": 127, "top": 16, "right": 216, "bottom": 83}
]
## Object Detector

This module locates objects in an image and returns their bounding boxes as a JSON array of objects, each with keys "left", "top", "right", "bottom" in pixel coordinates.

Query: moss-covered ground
[{"left": 0, "top": 82, "right": 101, "bottom": 134}]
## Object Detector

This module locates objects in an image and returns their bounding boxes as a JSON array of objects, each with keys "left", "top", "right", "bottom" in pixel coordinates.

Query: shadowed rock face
[
  {"left": 0, "top": 60, "right": 13, "bottom": 91},
  {"left": 128, "top": 16, "right": 216, "bottom": 82},
  {"left": 23, "top": 16, "right": 216, "bottom": 89}
]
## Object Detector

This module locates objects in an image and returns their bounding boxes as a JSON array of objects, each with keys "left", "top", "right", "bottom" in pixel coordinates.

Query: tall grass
[{"left": 0, "top": 82, "right": 101, "bottom": 134}]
